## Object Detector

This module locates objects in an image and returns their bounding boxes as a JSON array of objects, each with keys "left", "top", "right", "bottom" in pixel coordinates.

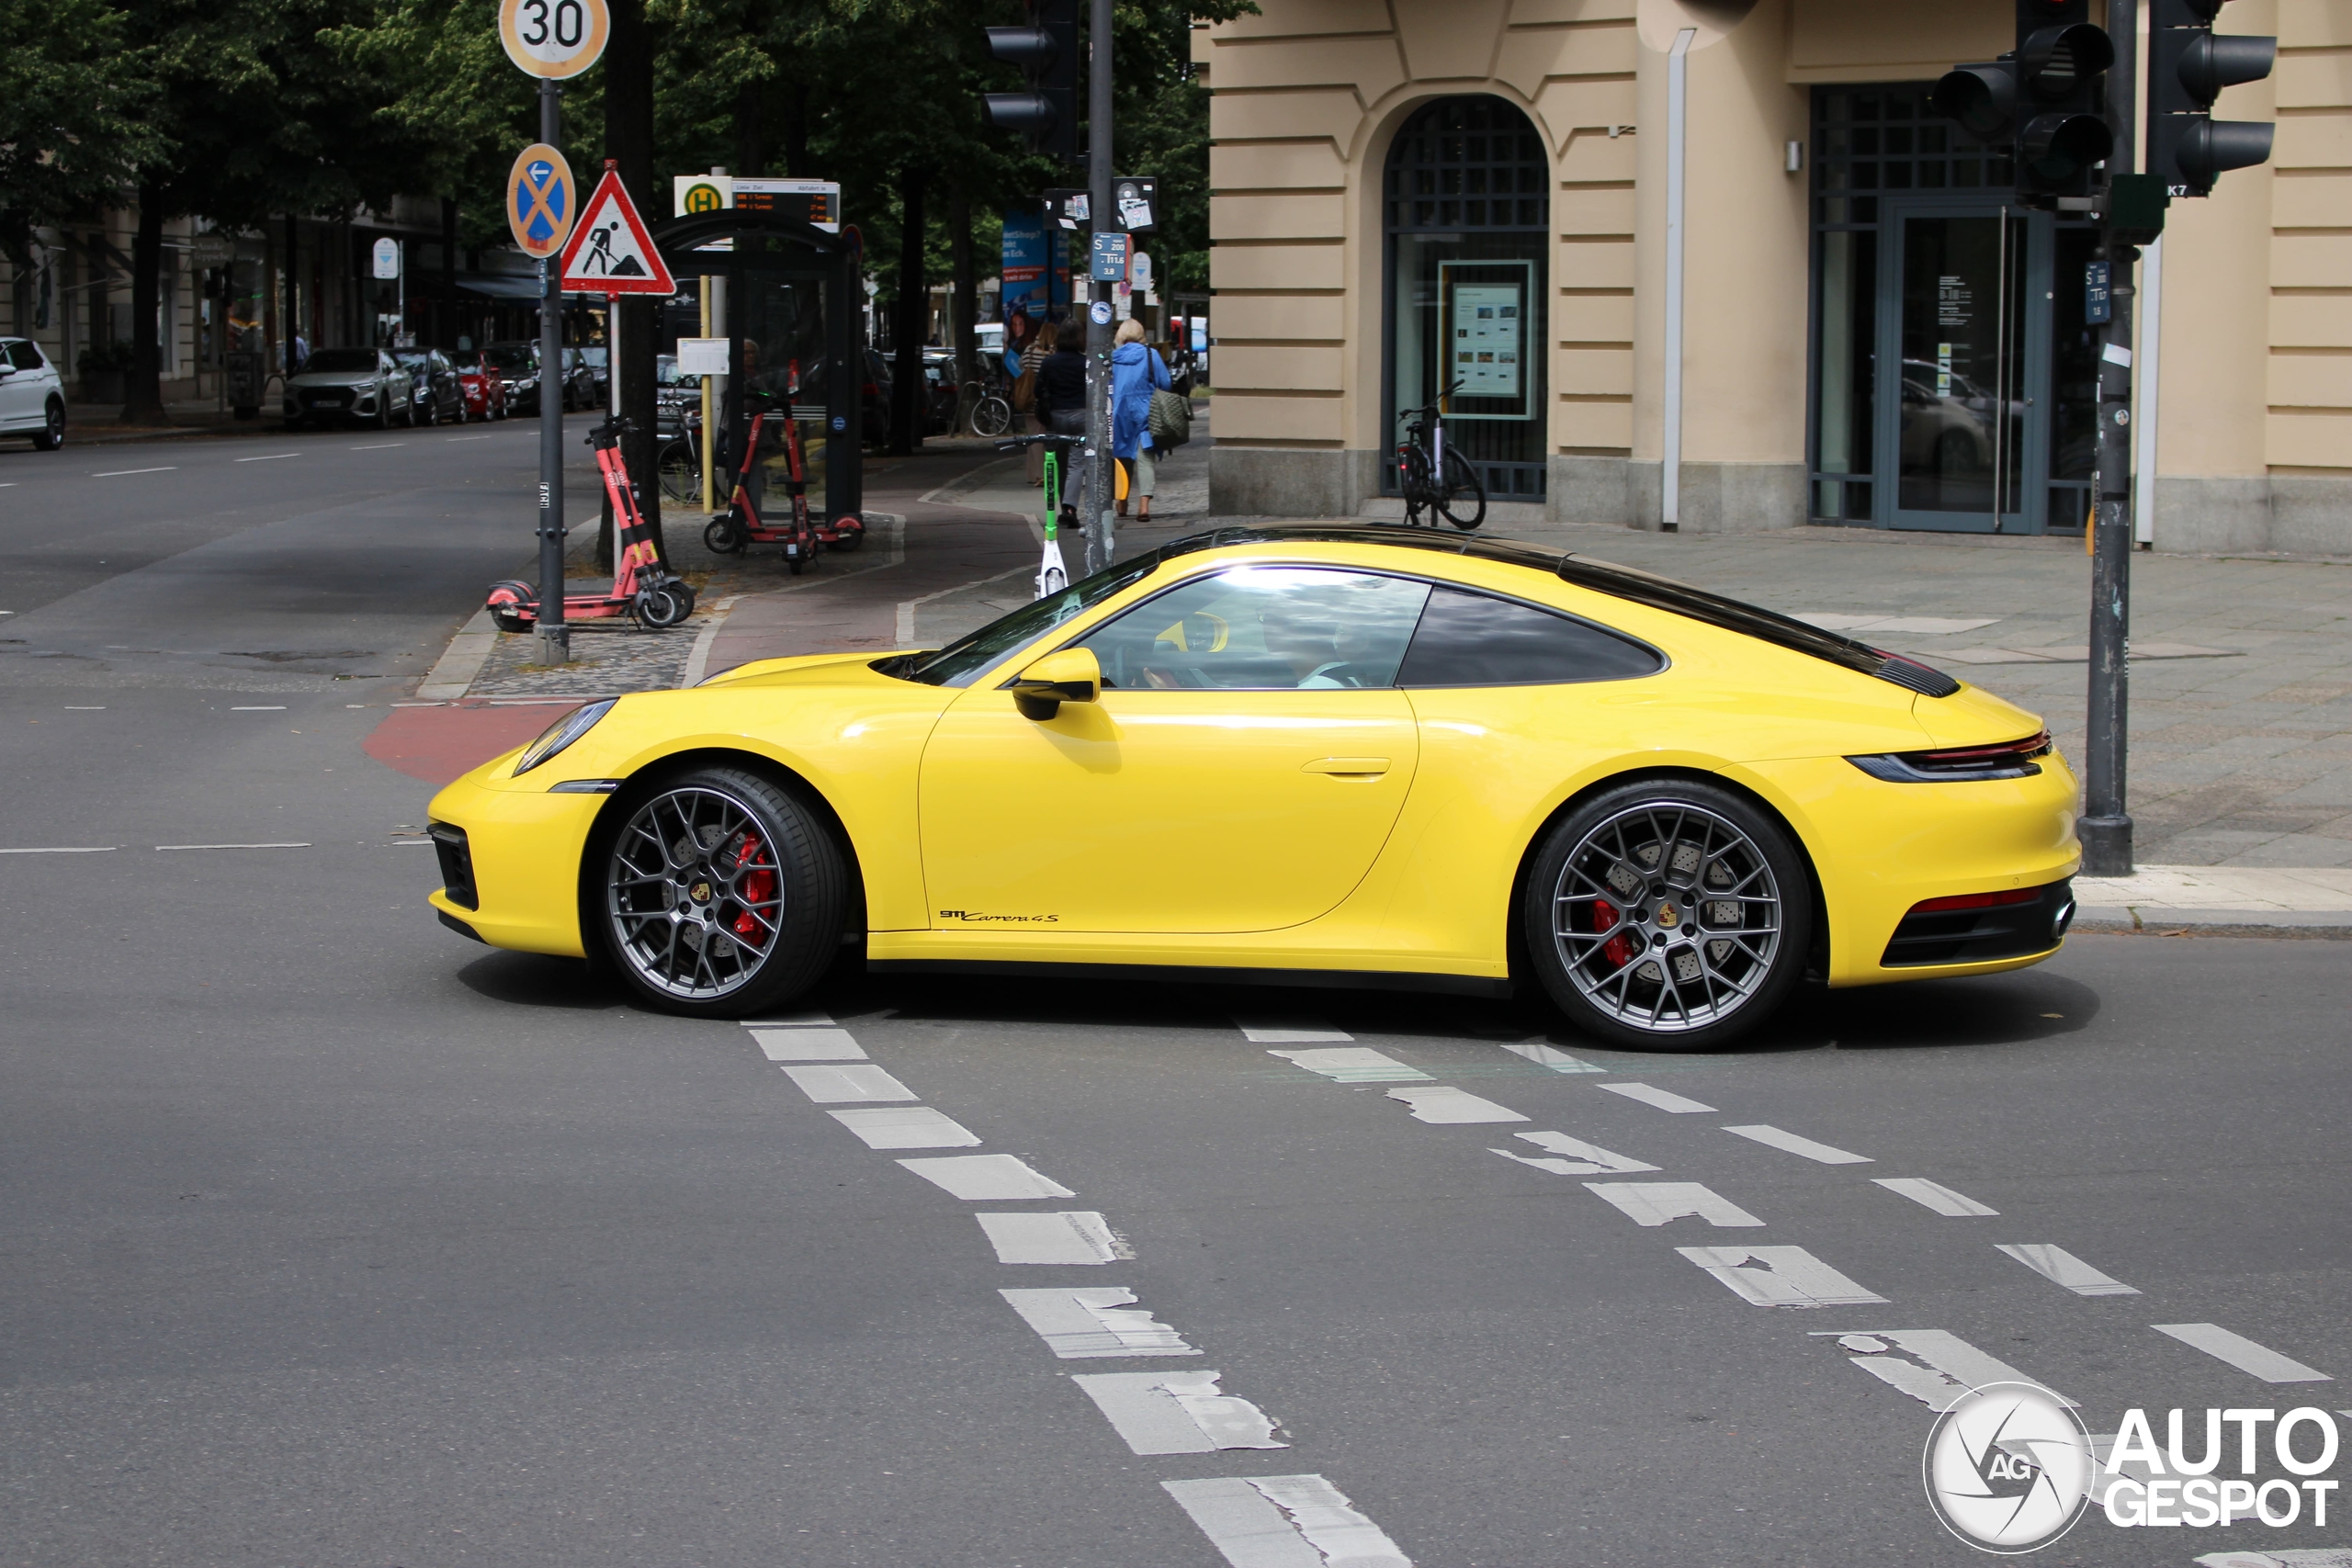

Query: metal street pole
[
  {"left": 535, "top": 79, "right": 569, "bottom": 667},
  {"left": 2082, "top": 0, "right": 2139, "bottom": 874},
  {"left": 1082, "top": 0, "right": 1114, "bottom": 576}
]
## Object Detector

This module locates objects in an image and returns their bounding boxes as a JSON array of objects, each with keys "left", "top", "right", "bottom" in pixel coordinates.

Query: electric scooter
[
  {"left": 703, "top": 362, "right": 865, "bottom": 575},
  {"left": 486, "top": 416, "right": 698, "bottom": 633},
  {"left": 995, "top": 432, "right": 1086, "bottom": 598}
]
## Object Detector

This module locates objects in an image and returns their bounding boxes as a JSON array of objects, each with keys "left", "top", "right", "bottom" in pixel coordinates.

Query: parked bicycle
[
  {"left": 656, "top": 417, "right": 705, "bottom": 504},
  {"left": 1396, "top": 380, "right": 1487, "bottom": 530},
  {"left": 960, "top": 374, "right": 1012, "bottom": 438}
]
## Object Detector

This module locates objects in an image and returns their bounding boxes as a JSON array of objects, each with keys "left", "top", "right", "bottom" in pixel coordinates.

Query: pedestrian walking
[
  {"left": 1110, "top": 318, "right": 1172, "bottom": 523},
  {"left": 1036, "top": 323, "right": 1088, "bottom": 482},
  {"left": 1019, "top": 321, "right": 1061, "bottom": 486}
]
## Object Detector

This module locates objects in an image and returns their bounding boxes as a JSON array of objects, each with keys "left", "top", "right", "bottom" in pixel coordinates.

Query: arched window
[{"left": 1384, "top": 96, "right": 1550, "bottom": 501}]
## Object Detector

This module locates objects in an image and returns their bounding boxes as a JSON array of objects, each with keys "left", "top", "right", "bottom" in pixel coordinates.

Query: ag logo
[{"left": 1923, "top": 1382, "right": 2093, "bottom": 1553}]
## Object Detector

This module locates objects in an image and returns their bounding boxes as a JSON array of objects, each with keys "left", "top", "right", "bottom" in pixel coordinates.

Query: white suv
[{"left": 0, "top": 338, "right": 66, "bottom": 450}]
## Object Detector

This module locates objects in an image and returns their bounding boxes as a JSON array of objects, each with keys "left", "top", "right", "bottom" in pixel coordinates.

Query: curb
[
  {"left": 2075, "top": 904, "right": 2352, "bottom": 938},
  {"left": 415, "top": 610, "right": 499, "bottom": 701}
]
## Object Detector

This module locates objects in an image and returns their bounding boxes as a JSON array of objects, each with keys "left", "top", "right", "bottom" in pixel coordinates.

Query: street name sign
[
  {"left": 507, "top": 143, "right": 576, "bottom": 258},
  {"left": 499, "top": 0, "right": 608, "bottom": 78},
  {"left": 559, "top": 169, "right": 676, "bottom": 295}
]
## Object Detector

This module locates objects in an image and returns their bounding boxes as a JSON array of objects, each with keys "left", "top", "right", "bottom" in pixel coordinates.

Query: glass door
[{"left": 1875, "top": 199, "right": 2050, "bottom": 533}]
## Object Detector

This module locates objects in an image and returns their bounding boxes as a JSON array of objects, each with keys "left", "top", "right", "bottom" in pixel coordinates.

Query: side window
[
  {"left": 6, "top": 341, "right": 42, "bottom": 372},
  {"left": 1396, "top": 585, "right": 1663, "bottom": 687},
  {"left": 1078, "top": 567, "right": 1432, "bottom": 691}
]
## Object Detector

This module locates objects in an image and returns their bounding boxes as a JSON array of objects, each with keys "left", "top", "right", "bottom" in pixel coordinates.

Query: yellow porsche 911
[{"left": 426, "top": 528, "right": 2078, "bottom": 1050}]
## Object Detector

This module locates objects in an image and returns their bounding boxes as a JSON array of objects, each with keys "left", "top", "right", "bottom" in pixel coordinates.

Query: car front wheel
[
  {"left": 32, "top": 398, "right": 65, "bottom": 450},
  {"left": 596, "top": 767, "right": 847, "bottom": 1018},
  {"left": 1524, "top": 779, "right": 1812, "bottom": 1052}
]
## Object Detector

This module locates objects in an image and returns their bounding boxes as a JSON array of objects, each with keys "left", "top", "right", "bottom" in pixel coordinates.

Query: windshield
[
  {"left": 483, "top": 346, "right": 535, "bottom": 371},
  {"left": 881, "top": 556, "right": 1159, "bottom": 687},
  {"left": 302, "top": 349, "right": 379, "bottom": 374},
  {"left": 392, "top": 351, "right": 436, "bottom": 367},
  {"left": 581, "top": 347, "right": 607, "bottom": 367},
  {"left": 657, "top": 355, "right": 696, "bottom": 386}
]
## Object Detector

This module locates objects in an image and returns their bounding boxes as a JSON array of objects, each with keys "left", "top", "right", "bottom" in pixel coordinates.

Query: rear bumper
[{"left": 1880, "top": 879, "right": 2075, "bottom": 967}]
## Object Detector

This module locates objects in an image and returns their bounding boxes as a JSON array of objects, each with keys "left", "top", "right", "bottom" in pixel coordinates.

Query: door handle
[{"left": 1303, "top": 757, "right": 1390, "bottom": 777}]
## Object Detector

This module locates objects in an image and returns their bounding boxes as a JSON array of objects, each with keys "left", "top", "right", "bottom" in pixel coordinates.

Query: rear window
[{"left": 1397, "top": 586, "right": 1663, "bottom": 687}]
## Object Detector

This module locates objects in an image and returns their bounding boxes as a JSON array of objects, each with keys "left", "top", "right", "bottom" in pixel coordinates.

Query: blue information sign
[
  {"left": 2086, "top": 260, "right": 2111, "bottom": 326},
  {"left": 1091, "top": 231, "right": 1129, "bottom": 282}
]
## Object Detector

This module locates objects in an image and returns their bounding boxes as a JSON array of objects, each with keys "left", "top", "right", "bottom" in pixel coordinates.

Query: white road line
[
  {"left": 446, "top": 434, "right": 492, "bottom": 442},
  {"left": 744, "top": 1011, "right": 835, "bottom": 1026},
  {"left": 1996, "top": 1243, "right": 2140, "bottom": 1297},
  {"left": 1162, "top": 1474, "right": 1412, "bottom": 1568},
  {"left": 230, "top": 705, "right": 288, "bottom": 711},
  {"left": 1679, "top": 1246, "right": 1888, "bottom": 1308},
  {"left": 1266, "top": 1047, "right": 1429, "bottom": 1083},
  {"left": 778, "top": 1063, "right": 915, "bottom": 1103},
  {"left": 2153, "top": 1323, "right": 2333, "bottom": 1382},
  {"left": 1823, "top": 1329, "right": 2075, "bottom": 1411},
  {"left": 1587, "top": 1181, "right": 1764, "bottom": 1227},
  {"left": 1598, "top": 1081, "right": 1716, "bottom": 1113},
  {"left": 63, "top": 705, "right": 105, "bottom": 711},
  {"left": 92, "top": 466, "right": 177, "bottom": 477},
  {"left": 1721, "top": 1123, "right": 1872, "bottom": 1165},
  {"left": 898, "top": 1153, "right": 1074, "bottom": 1200},
  {"left": 155, "top": 842, "right": 310, "bottom": 851},
  {"left": 977, "top": 1211, "right": 1123, "bottom": 1264},
  {"left": 826, "top": 1106, "right": 980, "bottom": 1149},
  {"left": 1496, "top": 1040, "right": 1602, "bottom": 1073},
  {"left": 1075, "top": 1371, "right": 1286, "bottom": 1455},
  {"left": 1875, "top": 1178, "right": 1997, "bottom": 1216},
  {"left": 1001, "top": 1287, "right": 1201, "bottom": 1358},
  {"left": 234, "top": 452, "right": 300, "bottom": 462},
  {"left": 1492, "top": 1131, "right": 1659, "bottom": 1176},
  {"left": 1238, "top": 1018, "right": 1353, "bottom": 1043},
  {"left": 1385, "top": 1085, "right": 1528, "bottom": 1123},
  {"left": 752, "top": 1027, "right": 866, "bottom": 1061},
  {"left": 0, "top": 847, "right": 117, "bottom": 854},
  {"left": 348, "top": 442, "right": 406, "bottom": 450}
]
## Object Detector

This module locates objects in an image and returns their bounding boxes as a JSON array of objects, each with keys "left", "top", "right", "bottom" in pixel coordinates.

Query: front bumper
[{"left": 424, "top": 767, "right": 605, "bottom": 957}]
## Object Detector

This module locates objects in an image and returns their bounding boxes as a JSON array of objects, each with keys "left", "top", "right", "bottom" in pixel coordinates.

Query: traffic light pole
[
  {"left": 536, "top": 78, "right": 569, "bottom": 666},
  {"left": 2082, "top": 0, "right": 2138, "bottom": 874},
  {"left": 1081, "top": 0, "right": 1115, "bottom": 576}
]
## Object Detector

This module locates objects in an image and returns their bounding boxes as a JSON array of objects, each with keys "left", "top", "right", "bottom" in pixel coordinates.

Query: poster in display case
[{"left": 1437, "top": 260, "right": 1534, "bottom": 421}]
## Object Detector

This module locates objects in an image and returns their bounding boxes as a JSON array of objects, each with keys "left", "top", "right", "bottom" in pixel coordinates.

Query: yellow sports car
[{"left": 427, "top": 528, "right": 2078, "bottom": 1050}]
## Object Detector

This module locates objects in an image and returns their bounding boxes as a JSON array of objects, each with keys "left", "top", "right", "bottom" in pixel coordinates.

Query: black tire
[
  {"left": 1397, "top": 445, "right": 1433, "bottom": 525},
  {"left": 828, "top": 522, "right": 864, "bottom": 552},
  {"left": 32, "top": 399, "right": 64, "bottom": 450},
  {"left": 1523, "top": 778, "right": 1812, "bottom": 1052},
  {"left": 376, "top": 397, "right": 394, "bottom": 431},
  {"left": 490, "top": 609, "right": 531, "bottom": 634},
  {"left": 593, "top": 766, "right": 848, "bottom": 1019},
  {"left": 1436, "top": 447, "right": 1487, "bottom": 530},
  {"left": 638, "top": 585, "right": 691, "bottom": 629},
  {"left": 705, "top": 517, "right": 745, "bottom": 555}
]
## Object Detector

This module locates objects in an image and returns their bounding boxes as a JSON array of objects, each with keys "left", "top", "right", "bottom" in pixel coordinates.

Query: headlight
[{"left": 514, "top": 698, "right": 616, "bottom": 775}]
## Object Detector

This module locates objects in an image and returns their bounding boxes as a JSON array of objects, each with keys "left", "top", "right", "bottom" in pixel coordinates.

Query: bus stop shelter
[{"left": 649, "top": 210, "right": 865, "bottom": 529}]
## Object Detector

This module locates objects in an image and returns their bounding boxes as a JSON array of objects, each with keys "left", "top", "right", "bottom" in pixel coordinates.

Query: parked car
[
  {"left": 558, "top": 348, "right": 599, "bottom": 411},
  {"left": 448, "top": 349, "right": 511, "bottom": 422},
  {"left": 579, "top": 345, "right": 609, "bottom": 405},
  {"left": 284, "top": 347, "right": 417, "bottom": 429},
  {"left": 655, "top": 354, "right": 703, "bottom": 433},
  {"left": 0, "top": 336, "right": 67, "bottom": 449},
  {"left": 484, "top": 342, "right": 546, "bottom": 413},
  {"left": 922, "top": 349, "right": 959, "bottom": 434},
  {"left": 392, "top": 348, "right": 464, "bottom": 426}
]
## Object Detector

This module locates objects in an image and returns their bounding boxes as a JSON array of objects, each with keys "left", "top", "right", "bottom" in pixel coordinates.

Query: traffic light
[
  {"left": 984, "top": 0, "right": 1079, "bottom": 165},
  {"left": 2148, "top": 0, "right": 2276, "bottom": 196},
  {"left": 1931, "top": 1, "right": 2115, "bottom": 203}
]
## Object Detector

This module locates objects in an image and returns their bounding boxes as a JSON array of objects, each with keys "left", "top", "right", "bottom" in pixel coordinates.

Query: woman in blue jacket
[{"left": 1110, "top": 317, "right": 1173, "bottom": 521}]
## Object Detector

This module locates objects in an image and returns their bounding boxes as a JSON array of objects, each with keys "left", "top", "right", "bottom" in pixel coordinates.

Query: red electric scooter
[
  {"left": 702, "top": 360, "right": 865, "bottom": 575},
  {"left": 486, "top": 416, "right": 698, "bottom": 632}
]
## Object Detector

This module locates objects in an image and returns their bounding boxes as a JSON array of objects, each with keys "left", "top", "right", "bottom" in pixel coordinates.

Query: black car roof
[{"left": 1152, "top": 525, "right": 1958, "bottom": 698}]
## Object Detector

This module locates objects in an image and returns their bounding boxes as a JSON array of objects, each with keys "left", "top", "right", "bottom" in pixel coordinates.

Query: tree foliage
[{"left": 0, "top": 0, "right": 159, "bottom": 257}]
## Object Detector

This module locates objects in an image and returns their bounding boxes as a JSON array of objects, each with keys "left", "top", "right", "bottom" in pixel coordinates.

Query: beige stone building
[{"left": 1198, "top": 0, "right": 2346, "bottom": 554}]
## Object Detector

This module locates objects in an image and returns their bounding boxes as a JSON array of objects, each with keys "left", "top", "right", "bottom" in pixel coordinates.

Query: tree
[{"left": 0, "top": 0, "right": 158, "bottom": 264}]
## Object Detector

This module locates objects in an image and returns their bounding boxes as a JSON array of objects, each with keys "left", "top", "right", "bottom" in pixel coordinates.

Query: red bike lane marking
[{"left": 363, "top": 705, "right": 563, "bottom": 787}]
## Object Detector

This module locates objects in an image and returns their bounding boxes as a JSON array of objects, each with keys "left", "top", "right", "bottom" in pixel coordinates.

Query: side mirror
[{"left": 1009, "top": 647, "right": 1101, "bottom": 721}]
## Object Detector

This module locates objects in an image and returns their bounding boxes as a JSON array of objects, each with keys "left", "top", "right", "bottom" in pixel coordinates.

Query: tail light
[{"left": 1849, "top": 730, "right": 2052, "bottom": 784}]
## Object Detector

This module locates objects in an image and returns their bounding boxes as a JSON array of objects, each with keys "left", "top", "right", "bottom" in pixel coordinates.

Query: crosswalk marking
[
  {"left": 752, "top": 1027, "right": 866, "bottom": 1061},
  {"left": 1495, "top": 1040, "right": 1603, "bottom": 1073},
  {"left": 1267, "top": 1047, "right": 1430, "bottom": 1083},
  {"left": 1721, "top": 1123, "right": 1872, "bottom": 1165},
  {"left": 1162, "top": 1474, "right": 1412, "bottom": 1568},
  {"left": 1823, "top": 1328, "right": 2075, "bottom": 1411},
  {"left": 1072, "top": 1371, "right": 1287, "bottom": 1455},
  {"left": 976, "top": 1211, "right": 1121, "bottom": 1264},
  {"left": 899, "top": 1153, "right": 1074, "bottom": 1200},
  {"left": 1874, "top": 1177, "right": 1997, "bottom": 1216},
  {"left": 1001, "top": 1287, "right": 1202, "bottom": 1358},
  {"left": 1598, "top": 1081, "right": 1716, "bottom": 1113},
  {"left": 1493, "top": 1131, "right": 1659, "bottom": 1175},
  {"left": 778, "top": 1063, "right": 915, "bottom": 1103},
  {"left": 826, "top": 1106, "right": 981, "bottom": 1149},
  {"left": 1385, "top": 1086, "right": 1528, "bottom": 1123},
  {"left": 1238, "top": 1018, "right": 1353, "bottom": 1043},
  {"left": 1679, "top": 1246, "right": 1888, "bottom": 1308},
  {"left": 2154, "top": 1323, "right": 2333, "bottom": 1383},
  {"left": 742, "top": 1011, "right": 836, "bottom": 1027},
  {"left": 1588, "top": 1181, "right": 1763, "bottom": 1227},
  {"left": 1996, "top": 1243, "right": 2140, "bottom": 1296}
]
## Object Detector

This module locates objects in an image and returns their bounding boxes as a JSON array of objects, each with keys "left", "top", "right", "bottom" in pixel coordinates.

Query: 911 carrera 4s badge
[{"left": 939, "top": 909, "right": 1062, "bottom": 923}]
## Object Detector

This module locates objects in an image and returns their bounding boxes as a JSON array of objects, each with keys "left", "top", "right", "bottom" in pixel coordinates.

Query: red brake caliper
[
  {"left": 732, "top": 835, "right": 775, "bottom": 939},
  {"left": 1595, "top": 899, "right": 1633, "bottom": 969}
]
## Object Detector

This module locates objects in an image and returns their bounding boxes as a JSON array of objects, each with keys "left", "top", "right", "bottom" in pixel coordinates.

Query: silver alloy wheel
[
  {"left": 1549, "top": 801, "right": 1783, "bottom": 1035},
  {"left": 606, "top": 785, "right": 786, "bottom": 1000}
]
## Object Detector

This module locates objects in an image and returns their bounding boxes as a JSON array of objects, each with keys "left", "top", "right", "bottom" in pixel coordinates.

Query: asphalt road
[{"left": 2, "top": 428, "right": 2348, "bottom": 1565}]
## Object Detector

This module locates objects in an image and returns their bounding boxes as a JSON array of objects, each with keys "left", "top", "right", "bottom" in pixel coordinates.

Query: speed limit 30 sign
[{"left": 499, "top": 0, "right": 608, "bottom": 78}]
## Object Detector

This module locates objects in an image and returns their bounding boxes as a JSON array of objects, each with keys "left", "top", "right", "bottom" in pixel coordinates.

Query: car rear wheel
[
  {"left": 1524, "top": 779, "right": 1811, "bottom": 1052},
  {"left": 596, "top": 768, "right": 847, "bottom": 1018},
  {"left": 32, "top": 399, "right": 65, "bottom": 450}
]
